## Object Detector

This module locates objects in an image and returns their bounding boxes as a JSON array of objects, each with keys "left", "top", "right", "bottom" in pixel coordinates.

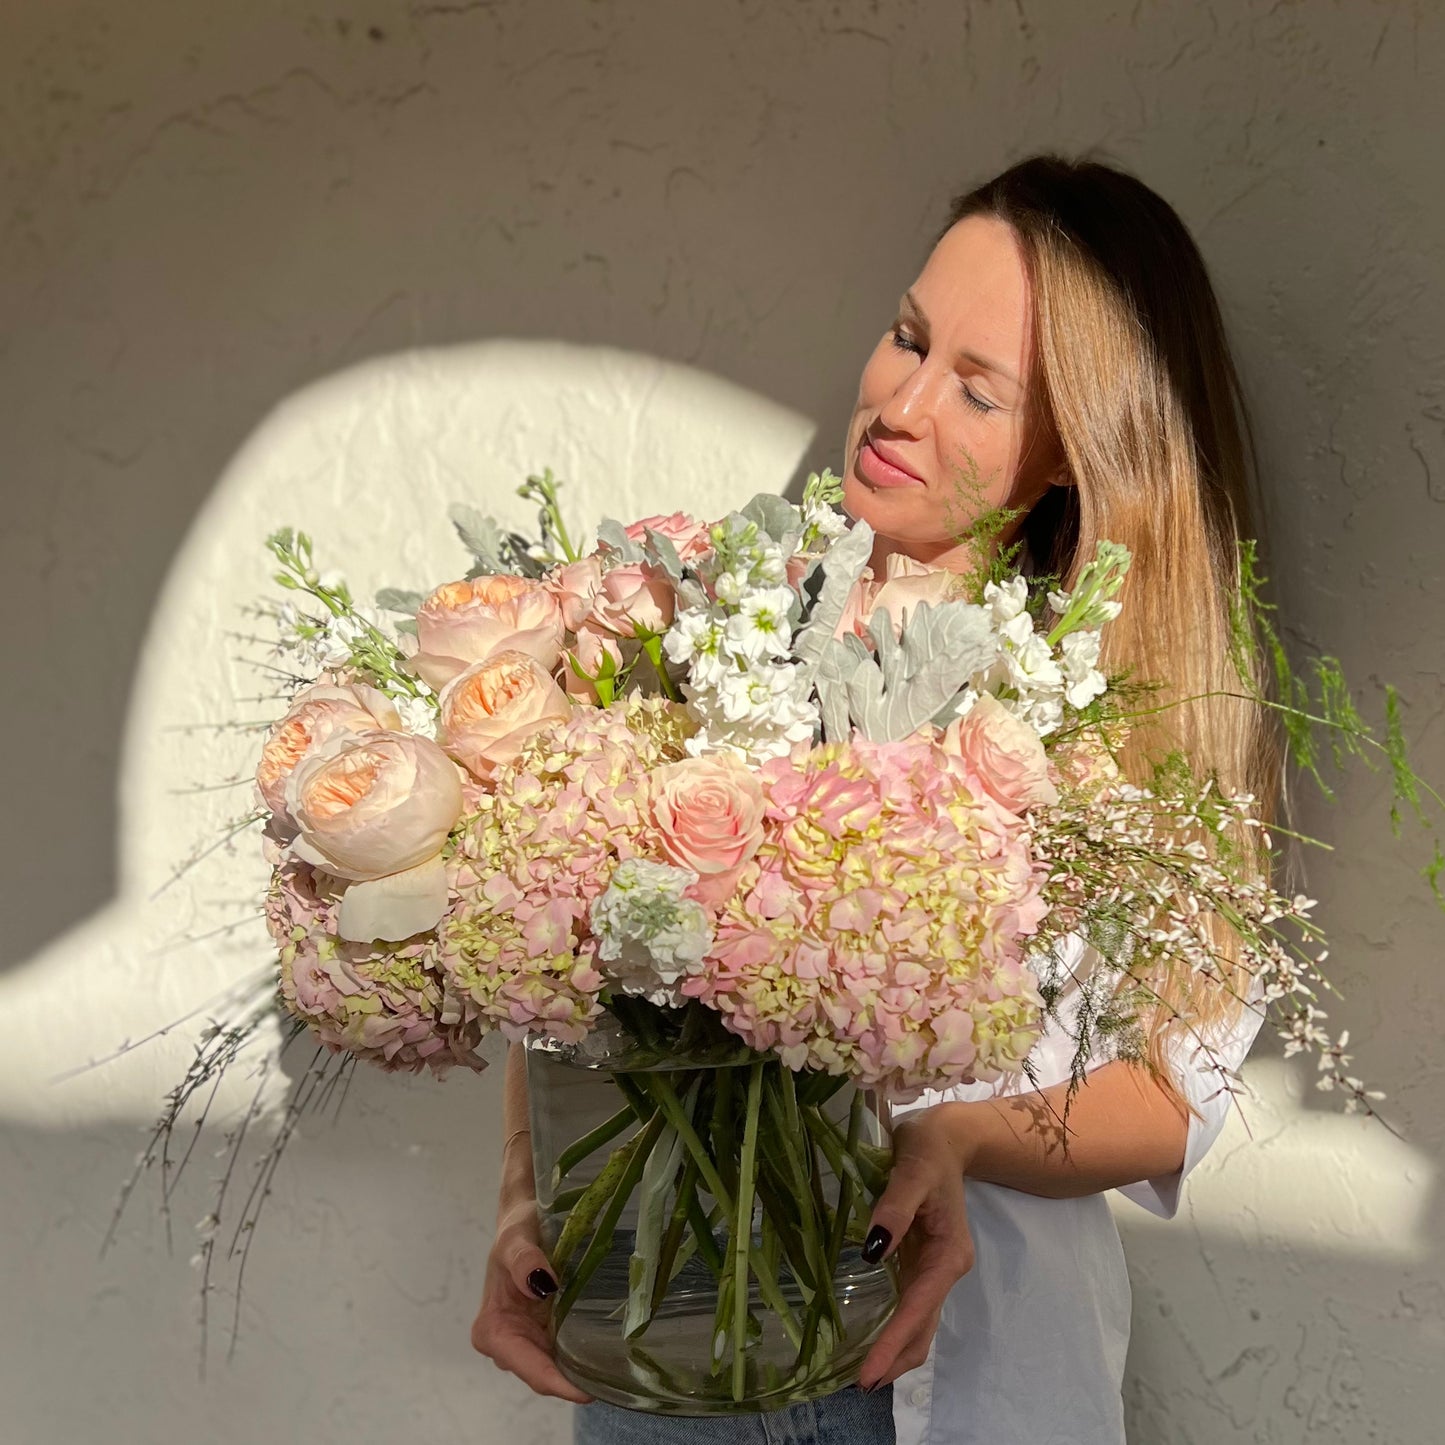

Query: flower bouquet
[{"left": 117, "top": 468, "right": 1441, "bottom": 1410}]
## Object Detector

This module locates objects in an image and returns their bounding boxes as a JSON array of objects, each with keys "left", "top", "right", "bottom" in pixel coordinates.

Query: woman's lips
[{"left": 858, "top": 439, "right": 925, "bottom": 488}]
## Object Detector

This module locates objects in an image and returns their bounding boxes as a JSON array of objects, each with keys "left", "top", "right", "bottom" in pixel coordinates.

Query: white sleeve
[{"left": 1113, "top": 982, "right": 1268, "bottom": 1220}]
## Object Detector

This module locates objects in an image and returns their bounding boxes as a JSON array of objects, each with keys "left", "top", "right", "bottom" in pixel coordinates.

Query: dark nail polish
[
  {"left": 527, "top": 1268, "right": 558, "bottom": 1299},
  {"left": 861, "top": 1225, "right": 891, "bottom": 1264}
]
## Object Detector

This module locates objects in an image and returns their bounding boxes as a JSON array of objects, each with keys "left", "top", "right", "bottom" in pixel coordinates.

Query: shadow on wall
[{"left": 1, "top": 342, "right": 1439, "bottom": 1445}]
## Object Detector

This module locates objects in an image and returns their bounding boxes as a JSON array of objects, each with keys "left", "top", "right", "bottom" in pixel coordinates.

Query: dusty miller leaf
[
  {"left": 846, "top": 600, "right": 998, "bottom": 741},
  {"left": 595, "top": 517, "right": 645, "bottom": 563},
  {"left": 374, "top": 587, "right": 424, "bottom": 614},
  {"left": 741, "top": 492, "right": 802, "bottom": 551},
  {"left": 449, "top": 504, "right": 513, "bottom": 573},
  {"left": 813, "top": 634, "right": 871, "bottom": 743},
  {"left": 793, "top": 521, "right": 874, "bottom": 670},
  {"left": 644, "top": 528, "right": 684, "bottom": 582}
]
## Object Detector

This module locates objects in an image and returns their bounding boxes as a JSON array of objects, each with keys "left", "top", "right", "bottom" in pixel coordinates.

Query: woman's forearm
[
  {"left": 931, "top": 1059, "right": 1191, "bottom": 1198},
  {"left": 498, "top": 1040, "right": 537, "bottom": 1209}
]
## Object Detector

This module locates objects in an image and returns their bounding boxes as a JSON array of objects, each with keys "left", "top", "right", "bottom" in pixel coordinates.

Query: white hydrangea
[{"left": 590, "top": 859, "right": 714, "bottom": 1008}]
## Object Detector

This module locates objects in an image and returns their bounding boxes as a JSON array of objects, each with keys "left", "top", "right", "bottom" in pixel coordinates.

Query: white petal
[{"left": 336, "top": 853, "right": 450, "bottom": 943}]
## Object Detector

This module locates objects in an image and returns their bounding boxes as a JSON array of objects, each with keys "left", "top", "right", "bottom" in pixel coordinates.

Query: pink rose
[
  {"left": 651, "top": 753, "right": 767, "bottom": 908},
  {"left": 589, "top": 561, "right": 676, "bottom": 637},
  {"left": 435, "top": 649, "right": 572, "bottom": 781},
  {"left": 941, "top": 692, "right": 1059, "bottom": 815},
  {"left": 834, "top": 553, "right": 961, "bottom": 642},
  {"left": 285, "top": 729, "right": 465, "bottom": 942},
  {"left": 562, "top": 622, "right": 627, "bottom": 701},
  {"left": 623, "top": 511, "right": 713, "bottom": 563},
  {"left": 256, "top": 682, "right": 401, "bottom": 828},
  {"left": 410, "top": 575, "right": 565, "bottom": 692},
  {"left": 546, "top": 555, "right": 604, "bottom": 631}
]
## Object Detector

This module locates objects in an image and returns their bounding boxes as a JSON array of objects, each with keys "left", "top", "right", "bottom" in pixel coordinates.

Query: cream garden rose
[
  {"left": 834, "top": 553, "right": 962, "bottom": 643},
  {"left": 650, "top": 752, "right": 766, "bottom": 907},
  {"left": 942, "top": 691, "right": 1060, "bottom": 815},
  {"left": 284, "top": 728, "right": 465, "bottom": 942},
  {"left": 256, "top": 682, "right": 401, "bottom": 828},
  {"left": 409, "top": 574, "right": 566, "bottom": 692},
  {"left": 436, "top": 649, "right": 572, "bottom": 780}
]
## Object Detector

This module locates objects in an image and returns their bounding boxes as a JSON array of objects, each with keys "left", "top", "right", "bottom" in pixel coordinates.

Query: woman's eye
[{"left": 891, "top": 330, "right": 996, "bottom": 416}]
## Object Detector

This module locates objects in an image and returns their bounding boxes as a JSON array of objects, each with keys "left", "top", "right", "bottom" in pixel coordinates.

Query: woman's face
[{"left": 842, "top": 214, "right": 1062, "bottom": 569}]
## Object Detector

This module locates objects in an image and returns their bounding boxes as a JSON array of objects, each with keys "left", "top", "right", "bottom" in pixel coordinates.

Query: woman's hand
[
  {"left": 471, "top": 1136, "right": 596, "bottom": 1404},
  {"left": 855, "top": 1107, "right": 975, "bottom": 1393}
]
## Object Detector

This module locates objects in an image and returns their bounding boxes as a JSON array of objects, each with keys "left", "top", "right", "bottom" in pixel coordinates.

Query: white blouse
[{"left": 887, "top": 931, "right": 1267, "bottom": 1445}]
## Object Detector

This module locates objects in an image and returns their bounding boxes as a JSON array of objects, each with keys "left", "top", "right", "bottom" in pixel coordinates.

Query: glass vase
[{"left": 523, "top": 1008, "right": 899, "bottom": 1415}]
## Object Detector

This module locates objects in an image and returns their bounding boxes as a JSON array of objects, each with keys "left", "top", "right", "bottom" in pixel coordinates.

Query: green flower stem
[
  {"left": 709, "top": 1067, "right": 741, "bottom": 1201},
  {"left": 649, "top": 1152, "right": 703, "bottom": 1316},
  {"left": 729, "top": 1061, "right": 766, "bottom": 1401},
  {"left": 551, "top": 1130, "right": 648, "bottom": 1275},
  {"left": 761, "top": 1080, "right": 831, "bottom": 1295},
  {"left": 642, "top": 1071, "right": 803, "bottom": 1348},
  {"left": 683, "top": 1184, "right": 728, "bottom": 1279},
  {"left": 639, "top": 633, "right": 684, "bottom": 703},
  {"left": 805, "top": 1107, "right": 887, "bottom": 1199},
  {"left": 554, "top": 1108, "right": 667, "bottom": 1327},
  {"left": 550, "top": 1103, "right": 637, "bottom": 1192}
]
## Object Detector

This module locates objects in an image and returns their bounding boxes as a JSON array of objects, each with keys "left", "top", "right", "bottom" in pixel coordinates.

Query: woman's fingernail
[
  {"left": 861, "top": 1225, "right": 892, "bottom": 1264},
  {"left": 527, "top": 1268, "right": 558, "bottom": 1299}
]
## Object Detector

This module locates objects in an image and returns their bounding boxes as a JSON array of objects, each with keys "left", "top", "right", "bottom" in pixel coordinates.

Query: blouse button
[{"left": 909, "top": 1382, "right": 932, "bottom": 1408}]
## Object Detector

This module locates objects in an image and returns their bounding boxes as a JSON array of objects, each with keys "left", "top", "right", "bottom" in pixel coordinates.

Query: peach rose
[
  {"left": 941, "top": 692, "right": 1060, "bottom": 815},
  {"left": 285, "top": 728, "right": 465, "bottom": 942},
  {"left": 410, "top": 574, "right": 565, "bottom": 692},
  {"left": 651, "top": 753, "right": 766, "bottom": 907},
  {"left": 623, "top": 511, "right": 713, "bottom": 563},
  {"left": 546, "top": 555, "right": 604, "bottom": 631},
  {"left": 436, "top": 649, "right": 572, "bottom": 781},
  {"left": 256, "top": 682, "right": 401, "bottom": 827},
  {"left": 589, "top": 561, "right": 676, "bottom": 638},
  {"left": 835, "top": 553, "right": 961, "bottom": 642}
]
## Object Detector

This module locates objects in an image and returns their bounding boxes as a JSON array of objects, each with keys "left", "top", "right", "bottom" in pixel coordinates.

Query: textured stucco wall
[{"left": 2, "top": 3, "right": 1442, "bottom": 1442}]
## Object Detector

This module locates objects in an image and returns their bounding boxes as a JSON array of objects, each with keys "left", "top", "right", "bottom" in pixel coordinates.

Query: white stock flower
[
  {"left": 665, "top": 607, "right": 732, "bottom": 686},
  {"left": 984, "top": 576, "right": 1030, "bottom": 625},
  {"left": 1060, "top": 630, "right": 1107, "bottom": 708},
  {"left": 392, "top": 691, "right": 439, "bottom": 738},
  {"left": 1004, "top": 634, "right": 1064, "bottom": 692},
  {"left": 724, "top": 587, "right": 795, "bottom": 662},
  {"left": 590, "top": 859, "right": 714, "bottom": 1007}
]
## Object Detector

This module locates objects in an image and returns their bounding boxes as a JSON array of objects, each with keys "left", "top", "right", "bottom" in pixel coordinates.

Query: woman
[{"left": 471, "top": 154, "right": 1281, "bottom": 1445}]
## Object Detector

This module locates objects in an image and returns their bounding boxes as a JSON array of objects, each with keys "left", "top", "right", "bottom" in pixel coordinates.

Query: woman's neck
[{"left": 869, "top": 532, "right": 987, "bottom": 577}]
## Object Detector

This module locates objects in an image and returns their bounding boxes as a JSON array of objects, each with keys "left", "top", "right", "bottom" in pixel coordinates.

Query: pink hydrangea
[
  {"left": 435, "top": 695, "right": 697, "bottom": 1043},
  {"left": 688, "top": 730, "right": 1049, "bottom": 1097},
  {"left": 266, "top": 858, "right": 487, "bottom": 1075}
]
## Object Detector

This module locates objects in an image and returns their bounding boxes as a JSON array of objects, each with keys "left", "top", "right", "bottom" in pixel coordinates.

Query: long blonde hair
[{"left": 942, "top": 155, "right": 1286, "bottom": 1086}]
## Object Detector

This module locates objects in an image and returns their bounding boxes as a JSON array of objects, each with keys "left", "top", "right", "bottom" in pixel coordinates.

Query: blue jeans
[{"left": 573, "top": 1385, "right": 895, "bottom": 1444}]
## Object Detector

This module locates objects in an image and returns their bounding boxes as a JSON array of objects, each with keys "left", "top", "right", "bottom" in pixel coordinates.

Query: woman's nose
[{"left": 875, "top": 362, "right": 939, "bottom": 436}]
